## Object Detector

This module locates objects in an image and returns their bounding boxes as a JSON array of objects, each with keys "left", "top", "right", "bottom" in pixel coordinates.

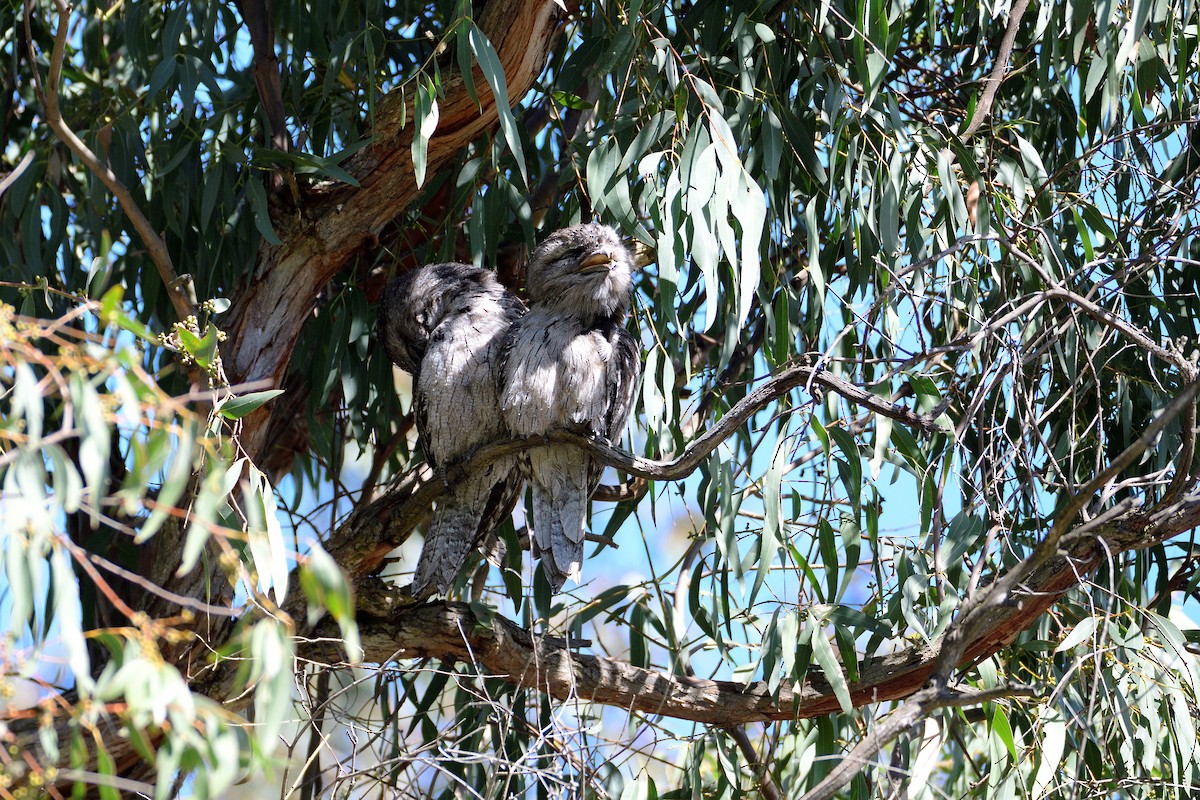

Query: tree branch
[
  {"left": 306, "top": 493, "right": 1199, "bottom": 730},
  {"left": 541, "top": 363, "right": 943, "bottom": 483},
  {"left": 959, "top": 0, "right": 1031, "bottom": 141},
  {"left": 325, "top": 361, "right": 945, "bottom": 575},
  {"left": 24, "top": 0, "right": 192, "bottom": 323},
  {"left": 729, "top": 725, "right": 781, "bottom": 800}
]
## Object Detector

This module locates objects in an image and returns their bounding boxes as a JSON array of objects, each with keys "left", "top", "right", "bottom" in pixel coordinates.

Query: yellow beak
[{"left": 576, "top": 252, "right": 613, "bottom": 274}]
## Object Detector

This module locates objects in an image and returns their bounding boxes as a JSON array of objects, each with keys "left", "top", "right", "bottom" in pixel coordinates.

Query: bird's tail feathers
[
  {"left": 411, "top": 469, "right": 511, "bottom": 598},
  {"left": 529, "top": 450, "right": 591, "bottom": 591},
  {"left": 410, "top": 501, "right": 478, "bottom": 599}
]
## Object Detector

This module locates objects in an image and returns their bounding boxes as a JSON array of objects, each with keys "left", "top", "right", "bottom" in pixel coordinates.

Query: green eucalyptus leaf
[{"left": 219, "top": 389, "right": 285, "bottom": 420}]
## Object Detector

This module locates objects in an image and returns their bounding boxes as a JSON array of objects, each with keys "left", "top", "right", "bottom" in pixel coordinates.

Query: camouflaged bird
[
  {"left": 379, "top": 263, "right": 525, "bottom": 598},
  {"left": 497, "top": 224, "right": 641, "bottom": 591}
]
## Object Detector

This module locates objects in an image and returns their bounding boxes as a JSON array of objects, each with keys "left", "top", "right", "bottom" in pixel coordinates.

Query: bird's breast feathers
[{"left": 501, "top": 314, "right": 621, "bottom": 436}]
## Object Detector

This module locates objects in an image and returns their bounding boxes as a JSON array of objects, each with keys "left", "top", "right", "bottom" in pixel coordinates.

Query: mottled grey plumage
[
  {"left": 498, "top": 224, "right": 641, "bottom": 590},
  {"left": 379, "top": 263, "right": 525, "bottom": 598}
]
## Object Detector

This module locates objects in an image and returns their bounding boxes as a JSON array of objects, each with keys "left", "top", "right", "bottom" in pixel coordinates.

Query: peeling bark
[
  {"left": 222, "top": 0, "right": 563, "bottom": 461},
  {"left": 7, "top": 3, "right": 565, "bottom": 794}
]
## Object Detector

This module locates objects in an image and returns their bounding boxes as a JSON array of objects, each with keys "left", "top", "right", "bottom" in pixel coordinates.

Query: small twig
[
  {"left": 590, "top": 475, "right": 647, "bottom": 502},
  {"left": 1044, "top": 287, "right": 1195, "bottom": 376},
  {"left": 61, "top": 533, "right": 138, "bottom": 622},
  {"left": 728, "top": 725, "right": 781, "bottom": 800},
  {"left": 937, "top": 683, "right": 1041, "bottom": 707},
  {"left": 297, "top": 667, "right": 330, "bottom": 800},
  {"left": 798, "top": 684, "right": 1040, "bottom": 800},
  {"left": 54, "top": 770, "right": 156, "bottom": 796},
  {"left": 25, "top": 0, "right": 191, "bottom": 323},
  {"left": 960, "top": 0, "right": 1032, "bottom": 141},
  {"left": 0, "top": 150, "right": 36, "bottom": 199},
  {"left": 62, "top": 535, "right": 237, "bottom": 618},
  {"left": 534, "top": 363, "right": 943, "bottom": 484},
  {"left": 584, "top": 530, "right": 618, "bottom": 548}
]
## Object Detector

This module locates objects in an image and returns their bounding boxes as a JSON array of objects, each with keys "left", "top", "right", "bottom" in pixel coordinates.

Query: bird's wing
[
  {"left": 602, "top": 324, "right": 641, "bottom": 441},
  {"left": 412, "top": 383, "right": 435, "bottom": 470}
]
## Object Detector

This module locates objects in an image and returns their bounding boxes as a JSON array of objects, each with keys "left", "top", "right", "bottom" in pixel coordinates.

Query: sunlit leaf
[
  {"left": 218, "top": 389, "right": 285, "bottom": 420},
  {"left": 466, "top": 21, "right": 527, "bottom": 186}
]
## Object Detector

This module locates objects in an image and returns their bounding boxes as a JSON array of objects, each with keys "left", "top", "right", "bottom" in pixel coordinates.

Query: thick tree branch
[
  {"left": 299, "top": 494, "right": 1200, "bottom": 733},
  {"left": 25, "top": 0, "right": 191, "bottom": 323}
]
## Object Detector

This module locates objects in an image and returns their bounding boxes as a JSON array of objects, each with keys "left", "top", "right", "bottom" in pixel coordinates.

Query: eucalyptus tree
[{"left": 3, "top": 0, "right": 1200, "bottom": 797}]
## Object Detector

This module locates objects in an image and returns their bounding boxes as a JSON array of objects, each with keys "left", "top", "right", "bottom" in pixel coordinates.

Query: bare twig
[
  {"left": 959, "top": 0, "right": 1032, "bottom": 141},
  {"left": 798, "top": 684, "right": 1040, "bottom": 800},
  {"left": 728, "top": 725, "right": 781, "bottom": 800},
  {"left": 591, "top": 475, "right": 647, "bottom": 502},
  {"left": 0, "top": 150, "right": 36, "bottom": 199},
  {"left": 62, "top": 535, "right": 238, "bottom": 618},
  {"left": 1045, "top": 287, "right": 1196, "bottom": 376},
  {"left": 24, "top": 0, "right": 192, "bottom": 322}
]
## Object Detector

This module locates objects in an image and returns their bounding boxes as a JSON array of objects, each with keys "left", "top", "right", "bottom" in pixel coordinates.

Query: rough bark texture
[
  {"left": 10, "top": 2, "right": 564, "bottom": 794},
  {"left": 303, "top": 496, "right": 1200, "bottom": 727},
  {"left": 223, "top": 0, "right": 563, "bottom": 460}
]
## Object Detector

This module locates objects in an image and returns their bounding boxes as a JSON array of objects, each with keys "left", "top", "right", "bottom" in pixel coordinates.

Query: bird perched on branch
[
  {"left": 379, "top": 263, "right": 525, "bottom": 598},
  {"left": 498, "top": 223, "right": 641, "bottom": 591}
]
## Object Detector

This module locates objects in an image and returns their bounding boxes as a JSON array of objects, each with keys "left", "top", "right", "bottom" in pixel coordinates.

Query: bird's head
[
  {"left": 525, "top": 223, "right": 634, "bottom": 322},
  {"left": 379, "top": 262, "right": 502, "bottom": 375}
]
